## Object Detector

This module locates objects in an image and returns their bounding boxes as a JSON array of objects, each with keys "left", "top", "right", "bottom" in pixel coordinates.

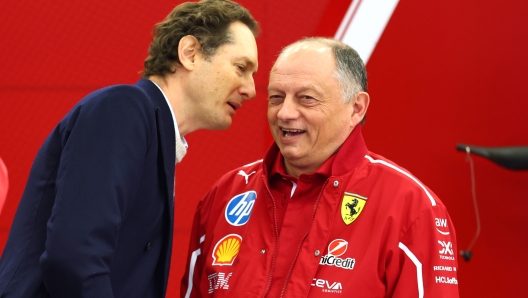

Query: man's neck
[{"left": 148, "top": 74, "right": 194, "bottom": 136}]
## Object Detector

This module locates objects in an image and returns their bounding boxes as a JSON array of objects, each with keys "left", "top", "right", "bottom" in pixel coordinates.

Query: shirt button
[
  {"left": 145, "top": 242, "right": 151, "bottom": 251},
  {"left": 260, "top": 249, "right": 266, "bottom": 254},
  {"left": 333, "top": 180, "right": 339, "bottom": 187},
  {"left": 315, "top": 250, "right": 320, "bottom": 256}
]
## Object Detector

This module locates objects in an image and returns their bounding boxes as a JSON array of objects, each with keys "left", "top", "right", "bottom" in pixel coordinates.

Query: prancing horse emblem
[
  {"left": 345, "top": 199, "right": 359, "bottom": 217},
  {"left": 341, "top": 192, "right": 368, "bottom": 225}
]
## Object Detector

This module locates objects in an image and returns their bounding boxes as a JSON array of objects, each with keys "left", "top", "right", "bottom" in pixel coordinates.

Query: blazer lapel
[
  {"left": 135, "top": 78, "right": 176, "bottom": 212},
  {"left": 136, "top": 78, "right": 176, "bottom": 295}
]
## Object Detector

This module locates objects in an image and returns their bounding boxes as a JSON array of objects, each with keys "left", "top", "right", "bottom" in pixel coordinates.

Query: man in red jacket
[{"left": 181, "top": 37, "right": 459, "bottom": 297}]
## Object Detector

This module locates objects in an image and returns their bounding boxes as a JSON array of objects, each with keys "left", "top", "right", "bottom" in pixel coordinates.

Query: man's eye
[
  {"left": 268, "top": 95, "right": 284, "bottom": 104},
  {"left": 237, "top": 64, "right": 246, "bottom": 71},
  {"left": 300, "top": 95, "right": 316, "bottom": 102}
]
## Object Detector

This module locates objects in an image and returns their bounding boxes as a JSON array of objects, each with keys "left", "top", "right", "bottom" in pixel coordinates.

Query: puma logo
[{"left": 238, "top": 170, "right": 256, "bottom": 184}]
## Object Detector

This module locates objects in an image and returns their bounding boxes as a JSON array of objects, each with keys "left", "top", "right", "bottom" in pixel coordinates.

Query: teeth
[{"left": 282, "top": 128, "right": 305, "bottom": 136}]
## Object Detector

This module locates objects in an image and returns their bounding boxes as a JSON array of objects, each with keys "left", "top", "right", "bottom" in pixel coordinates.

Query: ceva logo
[
  {"left": 212, "top": 234, "right": 242, "bottom": 266},
  {"left": 311, "top": 278, "right": 343, "bottom": 293},
  {"left": 225, "top": 191, "right": 256, "bottom": 226}
]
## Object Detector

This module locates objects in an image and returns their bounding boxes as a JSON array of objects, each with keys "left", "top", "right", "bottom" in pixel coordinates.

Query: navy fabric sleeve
[{"left": 39, "top": 87, "right": 153, "bottom": 298}]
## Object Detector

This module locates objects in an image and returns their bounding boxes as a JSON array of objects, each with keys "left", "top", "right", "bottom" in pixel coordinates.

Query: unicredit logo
[
  {"left": 320, "top": 239, "right": 355, "bottom": 270},
  {"left": 328, "top": 239, "right": 348, "bottom": 256}
]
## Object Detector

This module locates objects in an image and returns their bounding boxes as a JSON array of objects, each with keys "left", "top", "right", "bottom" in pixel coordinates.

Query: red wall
[{"left": 1, "top": 0, "right": 527, "bottom": 296}]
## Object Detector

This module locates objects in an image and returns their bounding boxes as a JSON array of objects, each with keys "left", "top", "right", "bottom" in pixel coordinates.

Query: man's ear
[
  {"left": 351, "top": 92, "right": 370, "bottom": 126},
  {"left": 178, "top": 35, "right": 201, "bottom": 71}
]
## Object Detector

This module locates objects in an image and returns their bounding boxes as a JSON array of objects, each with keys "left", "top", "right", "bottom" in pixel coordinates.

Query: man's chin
[
  {"left": 279, "top": 147, "right": 303, "bottom": 162},
  {"left": 211, "top": 118, "right": 232, "bottom": 131}
]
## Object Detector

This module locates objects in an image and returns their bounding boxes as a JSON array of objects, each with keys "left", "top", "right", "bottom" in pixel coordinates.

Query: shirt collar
[
  {"left": 264, "top": 125, "right": 368, "bottom": 178},
  {"left": 269, "top": 150, "right": 336, "bottom": 181},
  {"left": 149, "top": 80, "right": 188, "bottom": 151}
]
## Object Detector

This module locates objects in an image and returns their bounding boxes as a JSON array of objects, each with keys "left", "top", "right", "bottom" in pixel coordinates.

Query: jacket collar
[
  {"left": 263, "top": 125, "right": 368, "bottom": 177},
  {"left": 135, "top": 78, "right": 176, "bottom": 163},
  {"left": 134, "top": 78, "right": 175, "bottom": 296}
]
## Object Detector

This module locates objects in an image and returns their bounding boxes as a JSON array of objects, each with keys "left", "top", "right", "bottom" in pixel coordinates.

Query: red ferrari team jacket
[{"left": 181, "top": 127, "right": 459, "bottom": 297}]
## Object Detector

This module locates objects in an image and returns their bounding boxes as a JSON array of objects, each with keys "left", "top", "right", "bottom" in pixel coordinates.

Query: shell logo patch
[
  {"left": 341, "top": 192, "right": 367, "bottom": 225},
  {"left": 212, "top": 234, "right": 242, "bottom": 266}
]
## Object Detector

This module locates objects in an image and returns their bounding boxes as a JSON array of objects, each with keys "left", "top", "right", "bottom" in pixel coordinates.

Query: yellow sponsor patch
[
  {"left": 212, "top": 234, "right": 242, "bottom": 266},
  {"left": 341, "top": 192, "right": 367, "bottom": 225}
]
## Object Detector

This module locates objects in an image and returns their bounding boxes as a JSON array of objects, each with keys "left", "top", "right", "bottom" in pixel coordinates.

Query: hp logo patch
[{"left": 225, "top": 191, "right": 257, "bottom": 226}]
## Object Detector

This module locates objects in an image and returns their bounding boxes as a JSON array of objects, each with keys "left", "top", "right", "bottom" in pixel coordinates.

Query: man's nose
[
  {"left": 276, "top": 96, "right": 300, "bottom": 121},
  {"left": 240, "top": 75, "right": 256, "bottom": 100}
]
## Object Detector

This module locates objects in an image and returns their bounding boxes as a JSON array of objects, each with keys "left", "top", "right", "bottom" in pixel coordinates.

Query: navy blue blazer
[{"left": 0, "top": 79, "right": 176, "bottom": 298}]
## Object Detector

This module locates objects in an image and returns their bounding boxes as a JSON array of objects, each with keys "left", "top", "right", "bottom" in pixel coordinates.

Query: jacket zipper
[
  {"left": 262, "top": 175, "right": 280, "bottom": 297},
  {"left": 278, "top": 179, "right": 329, "bottom": 298}
]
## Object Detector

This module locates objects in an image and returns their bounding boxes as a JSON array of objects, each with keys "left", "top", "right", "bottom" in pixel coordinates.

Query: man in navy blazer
[{"left": 0, "top": 0, "right": 259, "bottom": 297}]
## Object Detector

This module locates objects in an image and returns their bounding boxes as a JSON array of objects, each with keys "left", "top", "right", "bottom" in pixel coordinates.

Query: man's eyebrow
[
  {"left": 267, "top": 84, "right": 323, "bottom": 95},
  {"left": 299, "top": 84, "right": 320, "bottom": 92},
  {"left": 296, "top": 84, "right": 324, "bottom": 96},
  {"left": 267, "top": 86, "right": 282, "bottom": 92}
]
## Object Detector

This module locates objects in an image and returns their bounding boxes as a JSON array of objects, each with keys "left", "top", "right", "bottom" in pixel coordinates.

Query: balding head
[{"left": 277, "top": 38, "right": 367, "bottom": 104}]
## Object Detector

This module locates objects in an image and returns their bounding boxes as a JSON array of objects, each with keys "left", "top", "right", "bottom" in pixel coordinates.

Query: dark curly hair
[{"left": 142, "top": 0, "right": 259, "bottom": 78}]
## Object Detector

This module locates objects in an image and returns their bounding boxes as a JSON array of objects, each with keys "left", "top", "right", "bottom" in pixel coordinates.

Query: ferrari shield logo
[{"left": 341, "top": 192, "right": 368, "bottom": 225}]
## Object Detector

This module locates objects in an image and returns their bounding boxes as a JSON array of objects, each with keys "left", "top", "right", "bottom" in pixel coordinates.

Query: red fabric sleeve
[{"left": 388, "top": 205, "right": 460, "bottom": 298}]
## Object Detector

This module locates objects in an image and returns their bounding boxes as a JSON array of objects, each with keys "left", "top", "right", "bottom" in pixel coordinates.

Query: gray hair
[{"left": 279, "top": 37, "right": 368, "bottom": 104}]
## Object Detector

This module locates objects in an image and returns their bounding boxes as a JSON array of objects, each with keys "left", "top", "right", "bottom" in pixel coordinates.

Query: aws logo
[
  {"left": 435, "top": 218, "right": 450, "bottom": 235},
  {"left": 212, "top": 234, "right": 242, "bottom": 266}
]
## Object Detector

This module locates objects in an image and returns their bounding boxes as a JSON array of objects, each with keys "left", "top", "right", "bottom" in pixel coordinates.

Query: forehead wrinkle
[
  {"left": 268, "top": 78, "right": 324, "bottom": 96},
  {"left": 296, "top": 84, "right": 324, "bottom": 96}
]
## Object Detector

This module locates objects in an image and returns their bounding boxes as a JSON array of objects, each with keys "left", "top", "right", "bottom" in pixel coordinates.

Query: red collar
[
  {"left": 264, "top": 125, "right": 368, "bottom": 178},
  {"left": 269, "top": 149, "right": 336, "bottom": 181}
]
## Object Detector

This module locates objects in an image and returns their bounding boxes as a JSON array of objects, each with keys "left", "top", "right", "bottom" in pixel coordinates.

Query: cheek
[
  {"left": 267, "top": 107, "right": 278, "bottom": 122},
  {"left": 320, "top": 113, "right": 351, "bottom": 139}
]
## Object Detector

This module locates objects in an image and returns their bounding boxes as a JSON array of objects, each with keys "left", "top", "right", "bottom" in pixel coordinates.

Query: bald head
[
  {"left": 276, "top": 38, "right": 367, "bottom": 104},
  {"left": 276, "top": 39, "right": 333, "bottom": 62}
]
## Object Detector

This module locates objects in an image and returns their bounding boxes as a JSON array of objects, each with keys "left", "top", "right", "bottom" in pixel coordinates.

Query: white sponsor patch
[
  {"left": 435, "top": 218, "right": 450, "bottom": 235},
  {"left": 208, "top": 272, "right": 232, "bottom": 293},
  {"left": 319, "top": 255, "right": 356, "bottom": 270},
  {"left": 311, "top": 278, "right": 343, "bottom": 294},
  {"left": 433, "top": 266, "right": 455, "bottom": 271},
  {"left": 438, "top": 241, "right": 454, "bottom": 255},
  {"left": 435, "top": 276, "right": 458, "bottom": 284}
]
